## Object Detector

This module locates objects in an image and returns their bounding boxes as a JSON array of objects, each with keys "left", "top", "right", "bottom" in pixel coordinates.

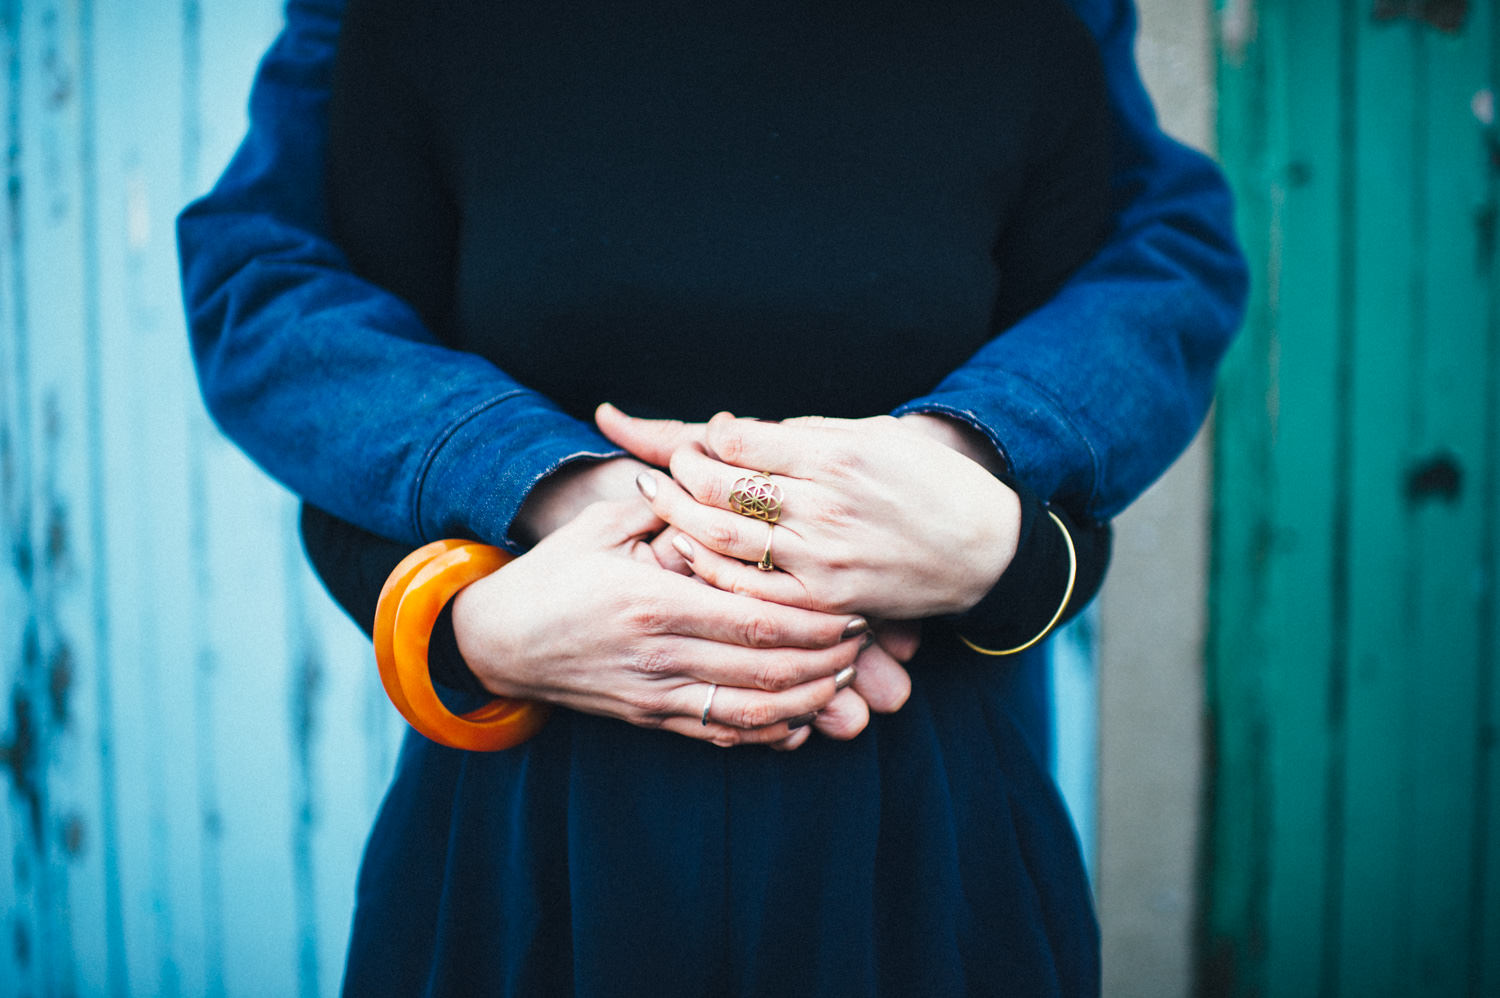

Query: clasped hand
[{"left": 448, "top": 405, "right": 1019, "bottom": 751}]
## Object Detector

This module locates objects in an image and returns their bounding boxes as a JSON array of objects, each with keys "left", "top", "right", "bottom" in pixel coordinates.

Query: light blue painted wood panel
[{"left": 3, "top": 1, "right": 402, "bottom": 995}]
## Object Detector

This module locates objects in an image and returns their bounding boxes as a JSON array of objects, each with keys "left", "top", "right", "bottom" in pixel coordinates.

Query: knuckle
[
  {"left": 742, "top": 614, "right": 781, "bottom": 649},
  {"left": 704, "top": 520, "right": 742, "bottom": 551},
  {"left": 732, "top": 701, "right": 777, "bottom": 729},
  {"left": 628, "top": 648, "right": 674, "bottom": 678},
  {"left": 753, "top": 660, "right": 798, "bottom": 692},
  {"left": 708, "top": 730, "right": 741, "bottom": 748}
]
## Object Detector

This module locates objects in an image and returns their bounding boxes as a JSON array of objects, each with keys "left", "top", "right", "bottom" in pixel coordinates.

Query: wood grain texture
[
  {"left": 1209, "top": 0, "right": 1500, "bottom": 993},
  {"left": 1, "top": 2, "right": 402, "bottom": 995}
]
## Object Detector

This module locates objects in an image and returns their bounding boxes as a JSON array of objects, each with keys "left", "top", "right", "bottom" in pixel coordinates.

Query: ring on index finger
[{"left": 729, "top": 474, "right": 783, "bottom": 523}]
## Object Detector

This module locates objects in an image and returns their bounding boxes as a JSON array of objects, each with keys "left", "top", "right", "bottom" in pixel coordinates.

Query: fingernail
[
  {"left": 859, "top": 633, "right": 876, "bottom": 652},
  {"left": 834, "top": 665, "right": 858, "bottom": 690},
  {"left": 787, "top": 711, "right": 819, "bottom": 730},
  {"left": 635, "top": 472, "right": 657, "bottom": 500},
  {"left": 842, "top": 617, "right": 869, "bottom": 640},
  {"left": 672, "top": 535, "right": 695, "bottom": 563}
]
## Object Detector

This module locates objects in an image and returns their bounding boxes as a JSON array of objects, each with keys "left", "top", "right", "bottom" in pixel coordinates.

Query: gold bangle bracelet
[{"left": 957, "top": 509, "right": 1078, "bottom": 657}]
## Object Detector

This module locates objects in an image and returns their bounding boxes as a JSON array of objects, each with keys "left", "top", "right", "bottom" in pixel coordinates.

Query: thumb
[{"left": 595, "top": 403, "right": 708, "bottom": 468}]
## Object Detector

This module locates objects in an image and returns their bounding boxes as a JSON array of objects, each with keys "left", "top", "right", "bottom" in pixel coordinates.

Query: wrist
[
  {"left": 898, "top": 412, "right": 1006, "bottom": 476},
  {"left": 512, "top": 456, "right": 650, "bottom": 545}
]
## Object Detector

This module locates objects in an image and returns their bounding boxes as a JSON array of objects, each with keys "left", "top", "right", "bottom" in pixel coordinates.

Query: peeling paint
[
  {"left": 43, "top": 498, "right": 66, "bottom": 570},
  {"left": 46, "top": 641, "right": 71, "bottom": 725},
  {"left": 1371, "top": 0, "right": 1468, "bottom": 32},
  {"left": 13, "top": 917, "right": 28, "bottom": 967},
  {"left": 59, "top": 812, "right": 84, "bottom": 857},
  {"left": 1, "top": 685, "right": 41, "bottom": 843}
]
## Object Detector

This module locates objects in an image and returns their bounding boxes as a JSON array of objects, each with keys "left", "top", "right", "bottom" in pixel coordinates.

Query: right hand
[{"left": 451, "top": 499, "right": 870, "bottom": 747}]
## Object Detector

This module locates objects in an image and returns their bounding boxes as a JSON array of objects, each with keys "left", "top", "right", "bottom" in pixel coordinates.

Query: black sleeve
[
  {"left": 301, "top": 503, "right": 488, "bottom": 696},
  {"left": 940, "top": 475, "right": 1111, "bottom": 654}
]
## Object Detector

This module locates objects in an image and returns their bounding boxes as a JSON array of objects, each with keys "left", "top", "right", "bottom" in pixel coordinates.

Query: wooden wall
[
  {"left": 1208, "top": 0, "right": 1500, "bottom": 993},
  {"left": 0, "top": 3, "right": 404, "bottom": 995}
]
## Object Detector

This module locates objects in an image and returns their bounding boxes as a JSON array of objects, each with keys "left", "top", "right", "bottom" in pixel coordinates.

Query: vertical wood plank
[
  {"left": 1406, "top": 8, "right": 1494, "bottom": 994},
  {"left": 1337, "top": 11, "right": 1422, "bottom": 997},
  {"left": 88, "top": 1, "right": 209, "bottom": 994},
  {"left": 1204, "top": 0, "right": 1278, "bottom": 988},
  {"left": 6, "top": 1, "right": 125, "bottom": 994},
  {"left": 0, "top": 5, "right": 43, "bottom": 995},
  {"left": 1259, "top": 5, "right": 1351, "bottom": 994},
  {"left": 1480, "top": 7, "right": 1500, "bottom": 993}
]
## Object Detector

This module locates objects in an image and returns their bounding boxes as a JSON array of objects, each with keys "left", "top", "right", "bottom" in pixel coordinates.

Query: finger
[
  {"left": 663, "top": 633, "right": 862, "bottom": 692},
  {"left": 811, "top": 688, "right": 871, "bottom": 741},
  {"left": 871, "top": 619, "right": 923, "bottom": 663},
  {"left": 570, "top": 495, "right": 667, "bottom": 546},
  {"left": 850, "top": 638, "right": 913, "bottom": 714},
  {"left": 702, "top": 411, "right": 845, "bottom": 478},
  {"left": 649, "top": 525, "right": 694, "bottom": 575},
  {"left": 659, "top": 714, "right": 816, "bottom": 748},
  {"left": 642, "top": 566, "right": 863, "bottom": 650},
  {"left": 671, "top": 533, "right": 814, "bottom": 609},
  {"left": 596, "top": 403, "right": 709, "bottom": 468},
  {"left": 640, "top": 470, "right": 805, "bottom": 570},
  {"left": 769, "top": 725, "right": 814, "bottom": 752},
  {"left": 683, "top": 676, "right": 842, "bottom": 730}
]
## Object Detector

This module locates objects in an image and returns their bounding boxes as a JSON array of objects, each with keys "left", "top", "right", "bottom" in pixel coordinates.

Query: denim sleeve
[
  {"left": 175, "top": 0, "right": 620, "bottom": 550},
  {"left": 894, "top": 0, "right": 1249, "bottom": 519}
]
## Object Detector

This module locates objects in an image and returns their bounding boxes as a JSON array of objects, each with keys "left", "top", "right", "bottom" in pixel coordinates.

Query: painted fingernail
[
  {"left": 787, "top": 711, "right": 819, "bottom": 730},
  {"left": 842, "top": 617, "right": 869, "bottom": 639},
  {"left": 672, "top": 535, "right": 695, "bottom": 563},
  {"left": 635, "top": 472, "right": 657, "bottom": 500},
  {"left": 834, "top": 665, "right": 858, "bottom": 690},
  {"left": 859, "top": 633, "right": 876, "bottom": 651}
]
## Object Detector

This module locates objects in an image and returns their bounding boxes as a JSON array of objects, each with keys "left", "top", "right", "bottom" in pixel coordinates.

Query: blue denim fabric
[{"left": 176, "top": 0, "right": 1247, "bottom": 547}]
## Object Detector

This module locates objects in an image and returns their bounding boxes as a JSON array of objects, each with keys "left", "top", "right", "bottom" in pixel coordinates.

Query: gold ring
[
  {"left": 729, "top": 474, "right": 783, "bottom": 523},
  {"left": 757, "top": 523, "right": 776, "bottom": 571}
]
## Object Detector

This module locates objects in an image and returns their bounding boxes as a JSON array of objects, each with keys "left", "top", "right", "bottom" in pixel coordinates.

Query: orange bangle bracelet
[{"left": 373, "top": 540, "right": 549, "bottom": 751}]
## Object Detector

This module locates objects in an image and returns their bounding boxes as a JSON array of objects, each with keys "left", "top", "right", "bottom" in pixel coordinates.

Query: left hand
[{"left": 601, "top": 407, "right": 1022, "bottom": 620}]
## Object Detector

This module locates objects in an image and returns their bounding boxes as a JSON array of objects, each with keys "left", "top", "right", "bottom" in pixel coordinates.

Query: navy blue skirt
[{"left": 341, "top": 641, "right": 1097, "bottom": 997}]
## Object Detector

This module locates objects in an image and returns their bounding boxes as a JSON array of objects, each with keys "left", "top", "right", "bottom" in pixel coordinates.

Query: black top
[
  {"left": 307, "top": 0, "right": 1112, "bottom": 680},
  {"left": 310, "top": 4, "right": 1114, "bottom": 994}
]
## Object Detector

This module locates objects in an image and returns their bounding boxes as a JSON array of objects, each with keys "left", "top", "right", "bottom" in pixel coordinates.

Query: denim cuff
[
  {"left": 894, "top": 369, "right": 1098, "bottom": 512},
  {"left": 414, "top": 394, "right": 624, "bottom": 550}
]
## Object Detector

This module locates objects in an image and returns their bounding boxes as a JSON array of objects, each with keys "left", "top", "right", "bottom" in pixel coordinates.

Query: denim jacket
[{"left": 177, "top": 0, "right": 1247, "bottom": 551}]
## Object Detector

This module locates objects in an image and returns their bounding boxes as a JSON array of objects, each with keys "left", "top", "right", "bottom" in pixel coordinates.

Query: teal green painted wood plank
[
  {"left": 1260, "top": 5, "right": 1350, "bottom": 993},
  {"left": 1205, "top": 0, "right": 1276, "bottom": 984},
  {"left": 1407, "top": 10, "right": 1494, "bottom": 994},
  {"left": 1209, "top": 0, "right": 1350, "bottom": 992},
  {"left": 1338, "top": 13, "right": 1424, "bottom": 997},
  {"left": 1482, "top": 9, "right": 1500, "bottom": 992}
]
